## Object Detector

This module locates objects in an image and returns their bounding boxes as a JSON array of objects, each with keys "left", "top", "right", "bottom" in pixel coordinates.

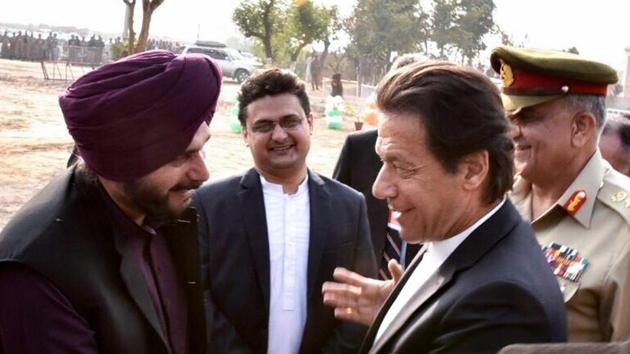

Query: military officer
[{"left": 491, "top": 46, "right": 630, "bottom": 342}]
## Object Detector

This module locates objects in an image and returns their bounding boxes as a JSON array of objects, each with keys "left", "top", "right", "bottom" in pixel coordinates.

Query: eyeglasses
[{"left": 249, "top": 116, "right": 305, "bottom": 134}]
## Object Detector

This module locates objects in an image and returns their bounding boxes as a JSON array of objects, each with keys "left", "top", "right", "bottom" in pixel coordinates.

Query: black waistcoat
[{"left": 0, "top": 166, "right": 207, "bottom": 354}]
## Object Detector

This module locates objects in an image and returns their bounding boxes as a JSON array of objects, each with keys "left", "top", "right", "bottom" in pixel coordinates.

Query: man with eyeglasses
[{"left": 194, "top": 68, "right": 377, "bottom": 354}]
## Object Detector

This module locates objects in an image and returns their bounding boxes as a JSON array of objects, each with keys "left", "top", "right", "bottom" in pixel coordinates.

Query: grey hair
[{"left": 563, "top": 95, "right": 607, "bottom": 130}]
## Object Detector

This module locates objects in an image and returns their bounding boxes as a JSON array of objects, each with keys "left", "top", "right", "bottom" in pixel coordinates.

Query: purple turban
[{"left": 60, "top": 50, "right": 222, "bottom": 181}]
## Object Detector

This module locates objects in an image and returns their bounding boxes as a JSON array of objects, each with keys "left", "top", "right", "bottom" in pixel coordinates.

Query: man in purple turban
[{"left": 0, "top": 50, "right": 222, "bottom": 354}]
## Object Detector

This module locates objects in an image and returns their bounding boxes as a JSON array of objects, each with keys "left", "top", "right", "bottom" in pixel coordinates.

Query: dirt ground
[{"left": 0, "top": 58, "right": 373, "bottom": 229}]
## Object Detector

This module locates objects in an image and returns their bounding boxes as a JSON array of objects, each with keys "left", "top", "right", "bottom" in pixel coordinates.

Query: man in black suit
[
  {"left": 322, "top": 61, "right": 567, "bottom": 353},
  {"left": 333, "top": 54, "right": 425, "bottom": 279},
  {"left": 195, "top": 69, "right": 377, "bottom": 354}
]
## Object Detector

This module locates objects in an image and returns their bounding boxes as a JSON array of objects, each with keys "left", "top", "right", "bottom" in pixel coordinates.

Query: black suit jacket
[
  {"left": 360, "top": 201, "right": 567, "bottom": 354},
  {"left": 195, "top": 168, "right": 377, "bottom": 354},
  {"left": 0, "top": 166, "right": 207, "bottom": 354},
  {"left": 333, "top": 130, "right": 386, "bottom": 259}
]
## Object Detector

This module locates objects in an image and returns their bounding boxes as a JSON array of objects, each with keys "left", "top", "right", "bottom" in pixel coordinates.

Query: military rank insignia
[
  {"left": 542, "top": 242, "right": 589, "bottom": 282},
  {"left": 563, "top": 190, "right": 587, "bottom": 215}
]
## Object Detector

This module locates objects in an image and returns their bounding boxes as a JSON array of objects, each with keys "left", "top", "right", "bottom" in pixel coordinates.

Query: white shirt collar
[
  {"left": 260, "top": 174, "right": 309, "bottom": 196},
  {"left": 375, "top": 198, "right": 507, "bottom": 343},
  {"left": 427, "top": 197, "right": 507, "bottom": 259}
]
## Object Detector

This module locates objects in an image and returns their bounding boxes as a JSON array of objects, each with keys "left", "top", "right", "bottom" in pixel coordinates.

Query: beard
[{"left": 122, "top": 178, "right": 202, "bottom": 223}]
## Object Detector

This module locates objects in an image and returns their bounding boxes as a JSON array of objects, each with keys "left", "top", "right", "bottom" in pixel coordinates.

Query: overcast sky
[{"left": 1, "top": 0, "right": 628, "bottom": 71}]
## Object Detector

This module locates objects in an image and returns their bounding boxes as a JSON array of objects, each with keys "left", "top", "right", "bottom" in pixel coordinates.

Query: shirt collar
[
  {"left": 510, "top": 150, "right": 605, "bottom": 228},
  {"left": 555, "top": 150, "right": 605, "bottom": 228},
  {"left": 260, "top": 174, "right": 309, "bottom": 197},
  {"left": 428, "top": 198, "right": 507, "bottom": 259}
]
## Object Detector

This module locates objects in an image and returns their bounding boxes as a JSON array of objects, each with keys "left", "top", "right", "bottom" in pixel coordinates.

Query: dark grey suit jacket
[
  {"left": 360, "top": 201, "right": 567, "bottom": 354},
  {"left": 195, "top": 168, "right": 377, "bottom": 354}
]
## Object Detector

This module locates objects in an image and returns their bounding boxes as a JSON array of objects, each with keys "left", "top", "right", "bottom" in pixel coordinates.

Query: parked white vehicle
[{"left": 182, "top": 44, "right": 263, "bottom": 83}]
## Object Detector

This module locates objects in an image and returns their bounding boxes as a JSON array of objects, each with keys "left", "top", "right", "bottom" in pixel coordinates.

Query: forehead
[
  {"left": 245, "top": 93, "right": 305, "bottom": 122},
  {"left": 186, "top": 122, "right": 210, "bottom": 151},
  {"left": 510, "top": 97, "right": 564, "bottom": 120},
  {"left": 376, "top": 111, "right": 425, "bottom": 157}
]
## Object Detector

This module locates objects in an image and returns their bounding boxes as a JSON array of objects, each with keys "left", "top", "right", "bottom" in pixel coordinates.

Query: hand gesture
[{"left": 322, "top": 260, "right": 403, "bottom": 326}]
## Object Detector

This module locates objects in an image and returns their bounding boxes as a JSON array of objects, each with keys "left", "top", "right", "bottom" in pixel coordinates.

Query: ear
[
  {"left": 242, "top": 125, "right": 249, "bottom": 146},
  {"left": 307, "top": 113, "right": 314, "bottom": 133},
  {"left": 458, "top": 150, "right": 489, "bottom": 193},
  {"left": 570, "top": 111, "right": 597, "bottom": 148}
]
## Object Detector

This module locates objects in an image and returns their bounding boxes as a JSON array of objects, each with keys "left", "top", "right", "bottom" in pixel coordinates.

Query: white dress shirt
[
  {"left": 374, "top": 199, "right": 506, "bottom": 342},
  {"left": 261, "top": 175, "right": 311, "bottom": 354}
]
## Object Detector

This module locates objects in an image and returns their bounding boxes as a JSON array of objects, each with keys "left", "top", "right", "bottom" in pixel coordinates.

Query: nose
[
  {"left": 372, "top": 165, "right": 396, "bottom": 201},
  {"left": 510, "top": 122, "right": 522, "bottom": 139},
  {"left": 271, "top": 123, "right": 288, "bottom": 141},
  {"left": 188, "top": 152, "right": 210, "bottom": 183}
]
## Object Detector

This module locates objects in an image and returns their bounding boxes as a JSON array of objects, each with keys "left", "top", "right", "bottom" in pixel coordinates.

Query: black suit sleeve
[
  {"left": 321, "top": 196, "right": 377, "bottom": 354},
  {"left": 195, "top": 195, "right": 253, "bottom": 354},
  {"left": 431, "top": 281, "right": 556, "bottom": 354},
  {"left": 332, "top": 136, "right": 352, "bottom": 184}
]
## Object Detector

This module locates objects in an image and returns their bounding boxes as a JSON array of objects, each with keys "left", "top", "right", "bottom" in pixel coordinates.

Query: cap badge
[
  {"left": 499, "top": 59, "right": 514, "bottom": 87},
  {"left": 563, "top": 190, "right": 587, "bottom": 215}
]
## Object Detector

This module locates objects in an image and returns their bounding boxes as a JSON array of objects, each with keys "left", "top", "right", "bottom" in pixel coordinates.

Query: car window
[
  {"left": 185, "top": 47, "right": 229, "bottom": 61},
  {"left": 208, "top": 49, "right": 229, "bottom": 60},
  {"left": 186, "top": 47, "right": 212, "bottom": 56}
]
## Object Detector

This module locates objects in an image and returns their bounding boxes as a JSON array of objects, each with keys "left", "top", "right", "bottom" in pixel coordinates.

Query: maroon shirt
[{"left": 0, "top": 188, "right": 188, "bottom": 354}]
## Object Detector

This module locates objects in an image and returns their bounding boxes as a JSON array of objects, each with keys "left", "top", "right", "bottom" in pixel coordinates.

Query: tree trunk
[
  {"left": 262, "top": 34, "right": 273, "bottom": 63},
  {"left": 320, "top": 40, "right": 330, "bottom": 72},
  {"left": 123, "top": 0, "right": 136, "bottom": 54},
  {"left": 262, "top": 0, "right": 275, "bottom": 62},
  {"left": 134, "top": 0, "right": 164, "bottom": 53}
]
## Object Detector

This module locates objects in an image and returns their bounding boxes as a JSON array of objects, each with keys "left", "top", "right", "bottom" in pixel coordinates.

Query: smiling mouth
[
  {"left": 173, "top": 189, "right": 193, "bottom": 199},
  {"left": 270, "top": 144, "right": 294, "bottom": 151},
  {"left": 389, "top": 207, "right": 412, "bottom": 219},
  {"left": 514, "top": 144, "right": 531, "bottom": 151}
]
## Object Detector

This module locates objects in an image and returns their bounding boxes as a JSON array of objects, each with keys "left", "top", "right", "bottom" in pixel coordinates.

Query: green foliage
[
  {"left": 233, "top": 0, "right": 284, "bottom": 61},
  {"left": 285, "top": 0, "right": 330, "bottom": 62},
  {"left": 430, "top": 0, "right": 457, "bottom": 58},
  {"left": 454, "top": 0, "right": 496, "bottom": 63},
  {"left": 233, "top": 0, "right": 500, "bottom": 76},
  {"left": 431, "top": 0, "right": 495, "bottom": 62},
  {"left": 111, "top": 41, "right": 131, "bottom": 60},
  {"left": 565, "top": 46, "right": 580, "bottom": 55},
  {"left": 346, "top": 0, "right": 429, "bottom": 83},
  {"left": 341, "top": 0, "right": 498, "bottom": 82},
  {"left": 233, "top": 0, "right": 338, "bottom": 67}
]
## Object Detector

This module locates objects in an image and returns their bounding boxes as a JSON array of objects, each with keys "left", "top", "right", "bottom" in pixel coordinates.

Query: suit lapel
[
  {"left": 80, "top": 171, "right": 168, "bottom": 346},
  {"left": 113, "top": 231, "right": 168, "bottom": 347},
  {"left": 359, "top": 245, "right": 428, "bottom": 354},
  {"left": 162, "top": 208, "right": 206, "bottom": 354},
  {"left": 305, "top": 170, "right": 331, "bottom": 301},
  {"left": 238, "top": 168, "right": 272, "bottom": 309},
  {"left": 366, "top": 201, "right": 520, "bottom": 354},
  {"left": 369, "top": 259, "right": 449, "bottom": 353}
]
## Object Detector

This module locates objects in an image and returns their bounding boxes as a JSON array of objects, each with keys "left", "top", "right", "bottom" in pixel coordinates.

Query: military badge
[
  {"left": 499, "top": 59, "right": 514, "bottom": 87},
  {"left": 611, "top": 191, "right": 627, "bottom": 203},
  {"left": 542, "top": 242, "right": 589, "bottom": 282},
  {"left": 563, "top": 190, "right": 587, "bottom": 215}
]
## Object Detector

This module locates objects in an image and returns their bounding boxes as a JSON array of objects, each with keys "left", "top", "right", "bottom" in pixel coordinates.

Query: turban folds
[{"left": 60, "top": 50, "right": 222, "bottom": 181}]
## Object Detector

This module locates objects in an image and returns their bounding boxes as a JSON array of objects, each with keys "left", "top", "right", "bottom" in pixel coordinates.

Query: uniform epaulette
[{"left": 597, "top": 169, "right": 630, "bottom": 225}]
